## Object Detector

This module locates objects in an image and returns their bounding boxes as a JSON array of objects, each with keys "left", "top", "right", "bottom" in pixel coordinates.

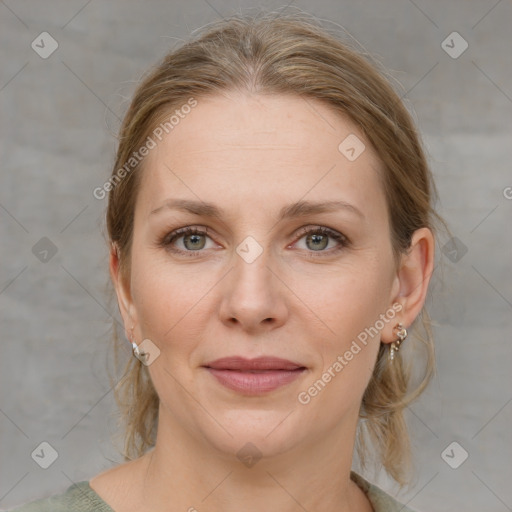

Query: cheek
[
  {"left": 292, "top": 258, "right": 392, "bottom": 338},
  {"left": 292, "top": 258, "right": 392, "bottom": 393},
  {"left": 130, "top": 253, "right": 217, "bottom": 350},
  {"left": 294, "top": 270, "right": 389, "bottom": 426}
]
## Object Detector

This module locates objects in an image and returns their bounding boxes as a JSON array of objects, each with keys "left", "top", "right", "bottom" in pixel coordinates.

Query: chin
[{"left": 195, "top": 408, "right": 306, "bottom": 462}]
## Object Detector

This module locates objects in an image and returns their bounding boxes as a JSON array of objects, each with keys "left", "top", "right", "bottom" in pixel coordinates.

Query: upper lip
[{"left": 203, "top": 356, "right": 305, "bottom": 371}]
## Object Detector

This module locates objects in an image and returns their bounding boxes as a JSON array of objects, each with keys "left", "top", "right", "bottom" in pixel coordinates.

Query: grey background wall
[{"left": 1, "top": 1, "right": 511, "bottom": 511}]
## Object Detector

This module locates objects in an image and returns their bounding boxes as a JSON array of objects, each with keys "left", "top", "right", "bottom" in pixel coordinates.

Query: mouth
[{"left": 202, "top": 356, "right": 307, "bottom": 395}]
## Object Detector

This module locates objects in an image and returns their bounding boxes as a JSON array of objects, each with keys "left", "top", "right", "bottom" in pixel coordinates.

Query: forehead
[{"left": 136, "top": 92, "right": 385, "bottom": 220}]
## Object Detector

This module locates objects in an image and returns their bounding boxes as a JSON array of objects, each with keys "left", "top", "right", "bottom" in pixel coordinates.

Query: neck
[{"left": 131, "top": 406, "right": 370, "bottom": 512}]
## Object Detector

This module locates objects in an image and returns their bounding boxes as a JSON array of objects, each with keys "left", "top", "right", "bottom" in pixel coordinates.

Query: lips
[
  {"left": 202, "top": 357, "right": 306, "bottom": 395},
  {"left": 203, "top": 356, "right": 305, "bottom": 371}
]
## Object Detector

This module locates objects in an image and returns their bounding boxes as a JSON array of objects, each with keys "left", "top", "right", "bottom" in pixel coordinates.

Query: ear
[
  {"left": 110, "top": 242, "right": 138, "bottom": 343},
  {"left": 381, "top": 227, "right": 435, "bottom": 344}
]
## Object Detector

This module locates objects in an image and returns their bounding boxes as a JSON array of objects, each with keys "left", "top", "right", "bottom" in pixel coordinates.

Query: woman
[{"left": 11, "top": 10, "right": 442, "bottom": 512}]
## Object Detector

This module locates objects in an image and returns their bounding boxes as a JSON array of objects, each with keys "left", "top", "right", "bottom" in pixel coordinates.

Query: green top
[{"left": 8, "top": 471, "right": 415, "bottom": 512}]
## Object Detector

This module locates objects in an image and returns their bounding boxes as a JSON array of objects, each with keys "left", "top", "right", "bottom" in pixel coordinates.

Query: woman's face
[{"left": 114, "top": 92, "right": 406, "bottom": 458}]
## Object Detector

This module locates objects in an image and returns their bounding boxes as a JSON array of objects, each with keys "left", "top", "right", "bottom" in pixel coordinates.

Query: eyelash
[{"left": 159, "top": 226, "right": 349, "bottom": 259}]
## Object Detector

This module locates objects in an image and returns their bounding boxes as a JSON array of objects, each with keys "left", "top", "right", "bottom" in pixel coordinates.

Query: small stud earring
[
  {"left": 129, "top": 325, "right": 140, "bottom": 358},
  {"left": 129, "top": 325, "right": 148, "bottom": 361}
]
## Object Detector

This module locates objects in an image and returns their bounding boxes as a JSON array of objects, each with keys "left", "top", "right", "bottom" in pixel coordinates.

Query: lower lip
[{"left": 205, "top": 368, "right": 306, "bottom": 394}]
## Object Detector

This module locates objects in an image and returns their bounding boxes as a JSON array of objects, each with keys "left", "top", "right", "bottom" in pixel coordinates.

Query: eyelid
[
  {"left": 161, "top": 226, "right": 211, "bottom": 244},
  {"left": 293, "top": 225, "right": 350, "bottom": 245}
]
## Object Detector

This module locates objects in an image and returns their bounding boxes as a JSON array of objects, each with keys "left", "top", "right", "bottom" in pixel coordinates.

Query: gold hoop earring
[{"left": 389, "top": 323, "right": 407, "bottom": 362}]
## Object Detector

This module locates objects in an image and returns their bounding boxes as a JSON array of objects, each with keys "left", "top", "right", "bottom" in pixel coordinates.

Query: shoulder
[
  {"left": 6, "top": 481, "right": 114, "bottom": 512},
  {"left": 350, "top": 471, "right": 417, "bottom": 512}
]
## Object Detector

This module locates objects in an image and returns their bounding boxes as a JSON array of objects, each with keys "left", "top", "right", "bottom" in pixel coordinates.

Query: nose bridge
[
  {"left": 232, "top": 233, "right": 274, "bottom": 294},
  {"left": 219, "top": 231, "right": 286, "bottom": 328}
]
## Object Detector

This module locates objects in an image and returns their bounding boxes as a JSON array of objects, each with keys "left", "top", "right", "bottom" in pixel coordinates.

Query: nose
[{"left": 218, "top": 243, "right": 288, "bottom": 333}]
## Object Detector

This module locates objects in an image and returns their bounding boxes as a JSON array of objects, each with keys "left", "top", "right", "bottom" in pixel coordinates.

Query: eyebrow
[{"left": 150, "top": 198, "right": 364, "bottom": 221}]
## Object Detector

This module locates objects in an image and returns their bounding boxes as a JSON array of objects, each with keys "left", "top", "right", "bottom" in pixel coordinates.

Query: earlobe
[{"left": 382, "top": 227, "right": 435, "bottom": 344}]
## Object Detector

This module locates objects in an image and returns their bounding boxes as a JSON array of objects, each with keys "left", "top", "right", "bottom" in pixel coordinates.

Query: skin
[{"left": 90, "top": 91, "right": 434, "bottom": 512}]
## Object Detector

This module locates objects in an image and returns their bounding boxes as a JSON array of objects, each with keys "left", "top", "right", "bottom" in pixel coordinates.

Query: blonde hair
[{"left": 105, "top": 11, "right": 445, "bottom": 488}]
